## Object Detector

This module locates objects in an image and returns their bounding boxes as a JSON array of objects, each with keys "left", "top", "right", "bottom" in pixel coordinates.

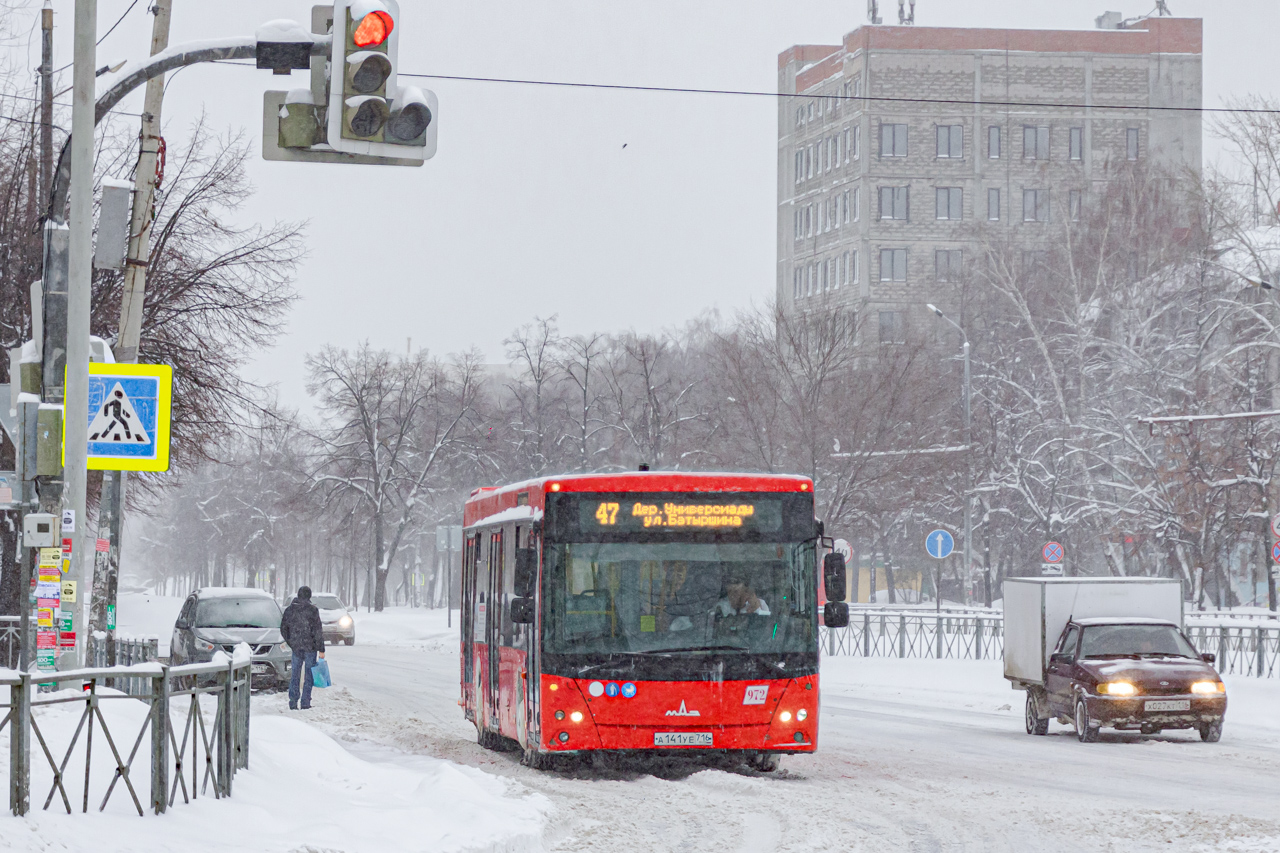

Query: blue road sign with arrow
[{"left": 925, "top": 529, "right": 955, "bottom": 559}]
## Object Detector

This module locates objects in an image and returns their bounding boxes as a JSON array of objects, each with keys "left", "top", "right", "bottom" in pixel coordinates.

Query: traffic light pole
[{"left": 88, "top": 0, "right": 172, "bottom": 664}]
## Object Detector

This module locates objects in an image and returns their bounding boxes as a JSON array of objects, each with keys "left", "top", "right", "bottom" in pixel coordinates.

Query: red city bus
[{"left": 461, "top": 471, "right": 843, "bottom": 770}]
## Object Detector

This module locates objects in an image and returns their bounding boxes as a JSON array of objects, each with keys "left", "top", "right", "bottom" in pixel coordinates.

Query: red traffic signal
[{"left": 350, "top": 1, "right": 394, "bottom": 47}]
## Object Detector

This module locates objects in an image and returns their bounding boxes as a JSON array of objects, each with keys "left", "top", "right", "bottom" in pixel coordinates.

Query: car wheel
[
  {"left": 1075, "top": 697, "right": 1099, "bottom": 743},
  {"left": 1026, "top": 690, "right": 1050, "bottom": 736},
  {"left": 345, "top": 637, "right": 355, "bottom": 646},
  {"left": 1200, "top": 721, "right": 1223, "bottom": 743}
]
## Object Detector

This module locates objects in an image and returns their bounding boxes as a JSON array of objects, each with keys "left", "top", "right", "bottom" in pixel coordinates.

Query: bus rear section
[{"left": 461, "top": 472, "right": 823, "bottom": 770}]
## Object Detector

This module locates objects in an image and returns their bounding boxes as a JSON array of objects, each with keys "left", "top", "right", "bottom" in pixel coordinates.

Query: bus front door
[{"left": 485, "top": 529, "right": 504, "bottom": 732}]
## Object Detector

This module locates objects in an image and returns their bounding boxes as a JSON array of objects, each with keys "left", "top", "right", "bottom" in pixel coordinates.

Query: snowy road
[{"left": 303, "top": 614, "right": 1280, "bottom": 853}]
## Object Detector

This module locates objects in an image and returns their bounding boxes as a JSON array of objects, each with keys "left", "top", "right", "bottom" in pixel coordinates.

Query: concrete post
[{"left": 150, "top": 666, "right": 168, "bottom": 814}]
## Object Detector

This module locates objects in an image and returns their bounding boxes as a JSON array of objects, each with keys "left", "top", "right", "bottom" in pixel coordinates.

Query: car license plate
[
  {"left": 251, "top": 663, "right": 271, "bottom": 674},
  {"left": 1145, "top": 699, "right": 1190, "bottom": 712},
  {"left": 654, "top": 732, "right": 713, "bottom": 747}
]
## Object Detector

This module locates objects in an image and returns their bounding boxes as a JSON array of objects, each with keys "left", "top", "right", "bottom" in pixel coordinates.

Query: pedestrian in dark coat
[{"left": 280, "top": 586, "right": 326, "bottom": 710}]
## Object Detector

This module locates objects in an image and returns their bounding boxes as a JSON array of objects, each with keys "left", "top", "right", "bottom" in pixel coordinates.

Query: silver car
[
  {"left": 170, "top": 588, "right": 292, "bottom": 687},
  {"left": 286, "top": 592, "right": 356, "bottom": 646}
]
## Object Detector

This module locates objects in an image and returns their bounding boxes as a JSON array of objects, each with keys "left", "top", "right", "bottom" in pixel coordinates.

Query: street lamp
[{"left": 926, "top": 304, "right": 974, "bottom": 604}]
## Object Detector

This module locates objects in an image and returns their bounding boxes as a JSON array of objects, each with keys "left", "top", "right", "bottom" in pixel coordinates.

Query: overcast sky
[{"left": 12, "top": 0, "right": 1280, "bottom": 409}]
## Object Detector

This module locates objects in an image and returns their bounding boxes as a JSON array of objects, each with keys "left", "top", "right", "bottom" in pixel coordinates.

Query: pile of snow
[
  {"left": 0, "top": 684, "right": 547, "bottom": 852},
  {"left": 115, "top": 592, "right": 185, "bottom": 656},
  {"left": 348, "top": 605, "right": 458, "bottom": 649}
]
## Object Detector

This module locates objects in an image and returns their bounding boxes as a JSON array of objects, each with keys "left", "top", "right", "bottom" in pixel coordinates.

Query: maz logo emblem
[{"left": 665, "top": 701, "right": 701, "bottom": 717}]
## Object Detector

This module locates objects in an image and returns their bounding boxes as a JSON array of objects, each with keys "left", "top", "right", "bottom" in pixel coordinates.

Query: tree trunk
[{"left": 881, "top": 545, "right": 898, "bottom": 605}]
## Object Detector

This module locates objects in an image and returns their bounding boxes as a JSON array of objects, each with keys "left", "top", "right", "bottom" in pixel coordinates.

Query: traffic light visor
[{"left": 350, "top": 1, "right": 394, "bottom": 47}]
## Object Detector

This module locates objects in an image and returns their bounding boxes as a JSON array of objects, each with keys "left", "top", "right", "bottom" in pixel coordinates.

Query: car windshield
[
  {"left": 311, "top": 595, "right": 344, "bottom": 610},
  {"left": 1078, "top": 624, "right": 1198, "bottom": 659},
  {"left": 195, "top": 597, "right": 281, "bottom": 629},
  {"left": 543, "top": 540, "right": 816, "bottom": 656}
]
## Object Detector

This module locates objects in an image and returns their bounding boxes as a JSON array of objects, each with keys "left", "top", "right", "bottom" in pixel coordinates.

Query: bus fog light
[
  {"left": 793, "top": 732, "right": 805, "bottom": 743},
  {"left": 558, "top": 731, "right": 570, "bottom": 743},
  {"left": 797, "top": 709, "right": 808, "bottom": 721},
  {"left": 570, "top": 711, "right": 584, "bottom": 723},
  {"left": 778, "top": 711, "right": 792, "bottom": 723},
  {"left": 555, "top": 710, "right": 565, "bottom": 720}
]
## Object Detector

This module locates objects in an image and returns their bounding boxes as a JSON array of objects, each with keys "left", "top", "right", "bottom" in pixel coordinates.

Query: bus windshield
[{"left": 543, "top": 541, "right": 816, "bottom": 656}]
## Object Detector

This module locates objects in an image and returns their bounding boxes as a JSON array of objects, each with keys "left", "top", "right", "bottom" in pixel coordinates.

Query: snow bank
[
  {"left": 114, "top": 592, "right": 184, "bottom": 656},
  {"left": 348, "top": 605, "right": 458, "bottom": 650},
  {"left": 0, "top": 687, "right": 547, "bottom": 853}
]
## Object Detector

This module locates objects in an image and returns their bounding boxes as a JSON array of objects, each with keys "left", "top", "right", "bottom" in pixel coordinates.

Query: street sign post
[
  {"left": 1042, "top": 542, "right": 1064, "bottom": 564},
  {"left": 925, "top": 529, "right": 955, "bottom": 560},
  {"left": 1041, "top": 563, "right": 1064, "bottom": 576},
  {"left": 1271, "top": 541, "right": 1280, "bottom": 564}
]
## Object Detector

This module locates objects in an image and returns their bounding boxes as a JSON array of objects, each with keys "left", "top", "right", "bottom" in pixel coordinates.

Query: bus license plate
[
  {"left": 1145, "top": 699, "right": 1190, "bottom": 712},
  {"left": 654, "top": 732, "right": 713, "bottom": 747}
]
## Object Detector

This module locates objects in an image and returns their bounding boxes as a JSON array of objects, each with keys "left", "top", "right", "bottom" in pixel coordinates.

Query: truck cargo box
[{"left": 1003, "top": 577, "right": 1184, "bottom": 687}]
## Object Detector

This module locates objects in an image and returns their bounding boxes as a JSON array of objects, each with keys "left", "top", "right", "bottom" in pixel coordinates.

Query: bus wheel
[
  {"left": 477, "top": 727, "right": 502, "bottom": 750},
  {"left": 748, "top": 752, "right": 780, "bottom": 772},
  {"left": 522, "top": 748, "right": 558, "bottom": 770}
]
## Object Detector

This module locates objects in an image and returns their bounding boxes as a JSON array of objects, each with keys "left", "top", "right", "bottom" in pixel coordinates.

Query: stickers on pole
[{"left": 81, "top": 363, "right": 173, "bottom": 472}]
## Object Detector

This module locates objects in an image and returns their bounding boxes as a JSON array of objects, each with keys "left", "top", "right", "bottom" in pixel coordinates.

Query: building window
[
  {"left": 825, "top": 138, "right": 833, "bottom": 172},
  {"left": 808, "top": 263, "right": 816, "bottom": 295},
  {"left": 852, "top": 186, "right": 860, "bottom": 221},
  {"left": 793, "top": 267, "right": 802, "bottom": 299},
  {"left": 879, "top": 248, "right": 907, "bottom": 282},
  {"left": 1023, "top": 189, "right": 1050, "bottom": 222},
  {"left": 852, "top": 125, "right": 861, "bottom": 160},
  {"left": 837, "top": 254, "right": 845, "bottom": 289},
  {"left": 794, "top": 151, "right": 802, "bottom": 184},
  {"left": 804, "top": 205, "right": 812, "bottom": 236},
  {"left": 1127, "top": 127, "right": 1140, "bottom": 160},
  {"left": 804, "top": 147, "right": 812, "bottom": 179},
  {"left": 1069, "top": 127, "right": 1083, "bottom": 161},
  {"left": 988, "top": 125, "right": 1001, "bottom": 159},
  {"left": 880, "top": 123, "right": 908, "bottom": 157},
  {"left": 821, "top": 260, "right": 829, "bottom": 292},
  {"left": 1022, "top": 125, "right": 1049, "bottom": 160},
  {"left": 987, "top": 188, "right": 1000, "bottom": 221},
  {"left": 808, "top": 102, "right": 814, "bottom": 121},
  {"left": 935, "top": 249, "right": 962, "bottom": 282},
  {"left": 850, "top": 249, "right": 859, "bottom": 284},
  {"left": 1069, "top": 189, "right": 1082, "bottom": 221},
  {"left": 835, "top": 132, "right": 843, "bottom": 164},
  {"left": 879, "top": 186, "right": 909, "bottom": 220},
  {"left": 878, "top": 310, "right": 905, "bottom": 344},
  {"left": 794, "top": 208, "right": 801, "bottom": 241},
  {"left": 819, "top": 202, "right": 826, "bottom": 233},
  {"left": 935, "top": 187, "right": 963, "bottom": 220},
  {"left": 936, "top": 125, "right": 963, "bottom": 158},
  {"left": 796, "top": 106, "right": 804, "bottom": 128}
]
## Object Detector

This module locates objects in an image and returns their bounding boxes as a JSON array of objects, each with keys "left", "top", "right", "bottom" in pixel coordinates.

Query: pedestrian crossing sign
[{"left": 80, "top": 363, "right": 173, "bottom": 472}]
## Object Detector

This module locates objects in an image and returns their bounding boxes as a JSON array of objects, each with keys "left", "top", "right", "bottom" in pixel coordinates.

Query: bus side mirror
[
  {"left": 823, "top": 552, "right": 846, "bottom": 602},
  {"left": 510, "top": 597, "right": 535, "bottom": 624},
  {"left": 824, "top": 601, "right": 849, "bottom": 628},
  {"left": 514, "top": 547, "right": 537, "bottom": 597}
]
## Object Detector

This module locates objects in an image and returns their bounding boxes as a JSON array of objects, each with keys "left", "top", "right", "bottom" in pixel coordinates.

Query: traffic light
[
  {"left": 261, "top": 1, "right": 436, "bottom": 166},
  {"left": 327, "top": 0, "right": 436, "bottom": 158}
]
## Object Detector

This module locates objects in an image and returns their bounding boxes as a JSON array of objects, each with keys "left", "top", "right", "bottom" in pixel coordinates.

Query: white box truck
[{"left": 1003, "top": 577, "right": 1226, "bottom": 743}]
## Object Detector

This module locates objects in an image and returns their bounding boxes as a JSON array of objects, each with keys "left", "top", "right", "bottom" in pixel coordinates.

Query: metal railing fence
[
  {"left": 85, "top": 636, "right": 160, "bottom": 697},
  {"left": 0, "top": 618, "right": 17, "bottom": 670},
  {"left": 822, "top": 610, "right": 1280, "bottom": 678},
  {"left": 3, "top": 655, "right": 251, "bottom": 817}
]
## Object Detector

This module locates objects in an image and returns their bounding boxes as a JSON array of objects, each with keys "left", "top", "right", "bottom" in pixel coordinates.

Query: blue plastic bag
[{"left": 310, "top": 658, "right": 331, "bottom": 688}]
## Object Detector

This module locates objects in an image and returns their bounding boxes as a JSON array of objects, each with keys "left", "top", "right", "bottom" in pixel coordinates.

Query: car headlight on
[
  {"left": 1191, "top": 681, "right": 1225, "bottom": 695},
  {"left": 338, "top": 615, "right": 353, "bottom": 628},
  {"left": 1098, "top": 682, "right": 1137, "bottom": 696}
]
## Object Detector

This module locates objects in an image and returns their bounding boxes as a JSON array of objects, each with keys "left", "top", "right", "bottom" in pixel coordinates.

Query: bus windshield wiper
[
  {"left": 576, "top": 652, "right": 668, "bottom": 676},
  {"left": 664, "top": 645, "right": 749, "bottom": 654}
]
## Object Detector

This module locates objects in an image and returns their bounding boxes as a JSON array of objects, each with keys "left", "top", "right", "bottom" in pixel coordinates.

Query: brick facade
[{"left": 777, "top": 17, "right": 1202, "bottom": 339}]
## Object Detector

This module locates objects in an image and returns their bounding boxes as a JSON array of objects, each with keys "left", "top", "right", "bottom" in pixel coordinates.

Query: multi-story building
[{"left": 777, "top": 15, "right": 1202, "bottom": 339}]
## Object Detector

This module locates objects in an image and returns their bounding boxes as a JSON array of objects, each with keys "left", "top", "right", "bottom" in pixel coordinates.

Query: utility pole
[
  {"left": 39, "top": 1, "right": 53, "bottom": 202},
  {"left": 62, "top": 0, "right": 96, "bottom": 668},
  {"left": 89, "top": 0, "right": 172, "bottom": 663},
  {"left": 927, "top": 304, "right": 973, "bottom": 605}
]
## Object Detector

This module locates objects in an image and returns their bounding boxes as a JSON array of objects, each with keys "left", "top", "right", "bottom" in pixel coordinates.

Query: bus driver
[{"left": 715, "top": 576, "right": 770, "bottom": 618}]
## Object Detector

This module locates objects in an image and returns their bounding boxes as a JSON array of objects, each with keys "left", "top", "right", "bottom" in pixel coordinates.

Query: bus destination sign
[{"left": 582, "top": 498, "right": 782, "bottom": 532}]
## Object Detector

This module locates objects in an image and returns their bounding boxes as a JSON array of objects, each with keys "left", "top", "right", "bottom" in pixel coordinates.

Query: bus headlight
[
  {"left": 797, "top": 709, "right": 808, "bottom": 721},
  {"left": 778, "top": 711, "right": 792, "bottom": 723}
]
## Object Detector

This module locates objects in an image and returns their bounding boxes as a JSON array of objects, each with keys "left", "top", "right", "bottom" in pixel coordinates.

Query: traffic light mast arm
[{"left": 46, "top": 33, "right": 332, "bottom": 224}]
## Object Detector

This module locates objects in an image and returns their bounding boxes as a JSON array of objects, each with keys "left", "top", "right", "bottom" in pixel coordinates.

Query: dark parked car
[
  {"left": 1031, "top": 617, "right": 1227, "bottom": 742},
  {"left": 284, "top": 592, "right": 355, "bottom": 645},
  {"left": 170, "top": 588, "right": 292, "bottom": 688}
]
